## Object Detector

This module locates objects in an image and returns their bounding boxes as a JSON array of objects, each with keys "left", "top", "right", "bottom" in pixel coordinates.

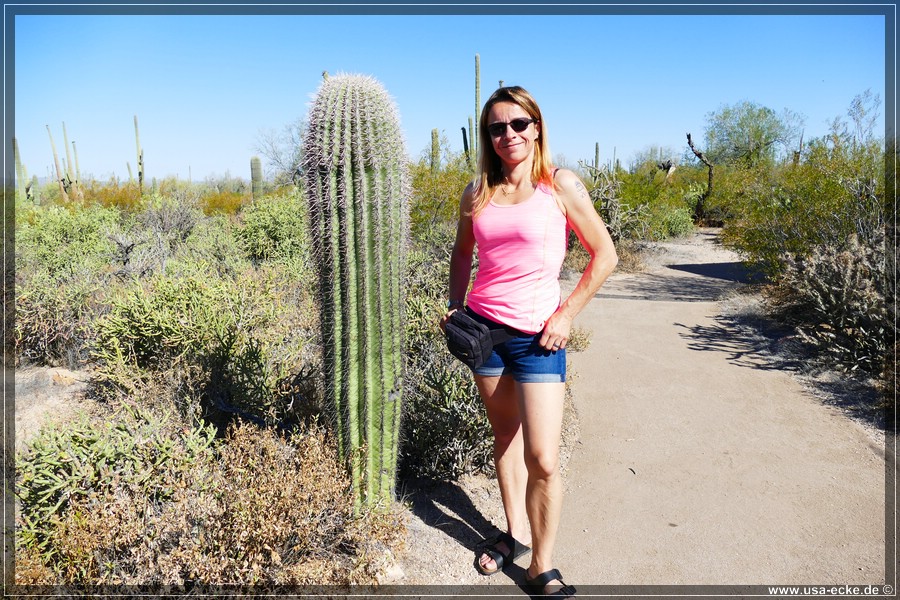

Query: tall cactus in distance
[
  {"left": 301, "top": 73, "right": 410, "bottom": 510},
  {"left": 250, "top": 156, "right": 263, "bottom": 199},
  {"left": 46, "top": 125, "right": 69, "bottom": 204},
  {"left": 468, "top": 116, "right": 476, "bottom": 172},
  {"left": 13, "top": 137, "right": 26, "bottom": 203},
  {"left": 474, "top": 53, "right": 481, "bottom": 161},
  {"left": 73, "top": 140, "right": 82, "bottom": 185},
  {"left": 430, "top": 129, "right": 440, "bottom": 172},
  {"left": 134, "top": 115, "right": 144, "bottom": 195},
  {"left": 61, "top": 122, "right": 83, "bottom": 202}
]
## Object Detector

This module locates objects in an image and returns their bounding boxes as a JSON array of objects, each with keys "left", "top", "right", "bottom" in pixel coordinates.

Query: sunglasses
[{"left": 487, "top": 118, "right": 538, "bottom": 137}]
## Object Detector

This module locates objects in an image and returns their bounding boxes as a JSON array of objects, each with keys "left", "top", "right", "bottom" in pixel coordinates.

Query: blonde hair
[{"left": 470, "top": 86, "right": 555, "bottom": 217}]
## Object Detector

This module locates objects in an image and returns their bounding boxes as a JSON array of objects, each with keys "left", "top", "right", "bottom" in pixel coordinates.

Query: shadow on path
[
  {"left": 666, "top": 261, "right": 766, "bottom": 284},
  {"left": 397, "top": 477, "right": 537, "bottom": 587},
  {"left": 676, "top": 313, "right": 887, "bottom": 431},
  {"left": 675, "top": 313, "right": 802, "bottom": 372},
  {"left": 398, "top": 477, "right": 495, "bottom": 552}
]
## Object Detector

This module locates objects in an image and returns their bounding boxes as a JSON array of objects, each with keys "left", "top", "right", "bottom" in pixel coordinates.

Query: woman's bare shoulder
[{"left": 553, "top": 168, "right": 591, "bottom": 205}]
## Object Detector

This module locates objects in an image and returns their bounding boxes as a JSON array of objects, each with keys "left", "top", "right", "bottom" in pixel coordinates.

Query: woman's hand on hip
[
  {"left": 439, "top": 308, "right": 459, "bottom": 334},
  {"left": 539, "top": 310, "right": 573, "bottom": 352}
]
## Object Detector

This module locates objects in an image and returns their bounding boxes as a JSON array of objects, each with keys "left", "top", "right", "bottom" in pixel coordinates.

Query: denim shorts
[{"left": 466, "top": 308, "right": 566, "bottom": 383}]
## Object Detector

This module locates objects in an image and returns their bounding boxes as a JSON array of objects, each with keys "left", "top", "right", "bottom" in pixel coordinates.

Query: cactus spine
[
  {"left": 250, "top": 156, "right": 263, "bottom": 199},
  {"left": 301, "top": 73, "right": 410, "bottom": 509}
]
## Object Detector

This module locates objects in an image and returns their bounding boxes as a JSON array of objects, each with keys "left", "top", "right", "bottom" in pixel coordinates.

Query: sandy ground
[
  {"left": 394, "top": 228, "right": 892, "bottom": 592},
  {"left": 13, "top": 366, "right": 91, "bottom": 453},
  {"left": 11, "top": 229, "right": 892, "bottom": 593}
]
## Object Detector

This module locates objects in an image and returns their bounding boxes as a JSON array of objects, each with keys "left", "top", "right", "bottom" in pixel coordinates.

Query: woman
[{"left": 440, "top": 86, "right": 618, "bottom": 596}]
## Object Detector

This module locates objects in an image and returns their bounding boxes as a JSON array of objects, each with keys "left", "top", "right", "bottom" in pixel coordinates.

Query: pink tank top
[{"left": 467, "top": 182, "right": 569, "bottom": 334}]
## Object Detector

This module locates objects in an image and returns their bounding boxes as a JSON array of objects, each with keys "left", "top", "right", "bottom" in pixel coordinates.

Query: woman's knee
[{"left": 524, "top": 448, "right": 560, "bottom": 480}]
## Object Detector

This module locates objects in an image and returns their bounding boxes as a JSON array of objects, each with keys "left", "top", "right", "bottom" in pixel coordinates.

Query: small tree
[{"left": 703, "top": 100, "right": 804, "bottom": 168}]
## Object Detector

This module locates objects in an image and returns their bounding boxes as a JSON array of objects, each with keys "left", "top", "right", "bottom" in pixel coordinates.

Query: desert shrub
[
  {"left": 200, "top": 190, "right": 247, "bottom": 216},
  {"left": 156, "top": 177, "right": 201, "bottom": 203},
  {"left": 399, "top": 224, "right": 494, "bottom": 480},
  {"left": 92, "top": 268, "right": 314, "bottom": 427},
  {"left": 82, "top": 180, "right": 143, "bottom": 211},
  {"left": 592, "top": 160, "right": 701, "bottom": 243},
  {"left": 720, "top": 136, "right": 884, "bottom": 277},
  {"left": 567, "top": 326, "right": 592, "bottom": 352},
  {"left": 15, "top": 271, "right": 105, "bottom": 367},
  {"left": 650, "top": 205, "right": 695, "bottom": 240},
  {"left": 16, "top": 408, "right": 404, "bottom": 586},
  {"left": 15, "top": 203, "right": 124, "bottom": 367},
  {"left": 770, "top": 233, "right": 887, "bottom": 376},
  {"left": 163, "top": 213, "right": 249, "bottom": 280},
  {"left": 16, "top": 203, "right": 120, "bottom": 279},
  {"left": 562, "top": 234, "right": 591, "bottom": 274},
  {"left": 237, "top": 188, "right": 309, "bottom": 264}
]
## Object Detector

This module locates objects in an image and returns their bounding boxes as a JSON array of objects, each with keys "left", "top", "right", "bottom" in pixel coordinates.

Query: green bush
[
  {"left": 720, "top": 137, "right": 884, "bottom": 277},
  {"left": 16, "top": 203, "right": 120, "bottom": 279},
  {"left": 237, "top": 188, "right": 309, "bottom": 264},
  {"left": 92, "top": 269, "right": 314, "bottom": 426},
  {"left": 15, "top": 203, "right": 124, "bottom": 367},
  {"left": 168, "top": 213, "right": 249, "bottom": 280},
  {"left": 651, "top": 206, "right": 695, "bottom": 240},
  {"left": 599, "top": 160, "right": 702, "bottom": 242}
]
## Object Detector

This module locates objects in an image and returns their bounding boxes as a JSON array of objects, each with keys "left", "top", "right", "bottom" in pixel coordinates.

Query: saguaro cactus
[
  {"left": 301, "top": 73, "right": 410, "bottom": 509},
  {"left": 250, "top": 156, "right": 263, "bottom": 199},
  {"left": 46, "top": 125, "right": 69, "bottom": 203},
  {"left": 474, "top": 53, "right": 481, "bottom": 160},
  {"left": 430, "top": 129, "right": 440, "bottom": 172},
  {"left": 134, "top": 115, "right": 144, "bottom": 195},
  {"left": 13, "top": 137, "right": 26, "bottom": 203}
]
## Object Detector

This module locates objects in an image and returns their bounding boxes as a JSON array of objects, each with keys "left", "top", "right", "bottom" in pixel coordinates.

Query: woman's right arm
[{"left": 441, "top": 183, "right": 477, "bottom": 331}]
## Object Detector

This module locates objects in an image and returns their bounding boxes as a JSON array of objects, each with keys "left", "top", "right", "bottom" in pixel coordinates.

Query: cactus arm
[{"left": 46, "top": 125, "right": 69, "bottom": 203}]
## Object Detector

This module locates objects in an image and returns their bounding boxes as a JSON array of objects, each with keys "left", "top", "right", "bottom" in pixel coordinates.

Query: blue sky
[{"left": 13, "top": 9, "right": 888, "bottom": 183}]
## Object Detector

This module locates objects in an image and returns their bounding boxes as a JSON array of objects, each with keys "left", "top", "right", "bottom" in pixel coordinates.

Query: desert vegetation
[{"left": 12, "top": 61, "right": 891, "bottom": 589}]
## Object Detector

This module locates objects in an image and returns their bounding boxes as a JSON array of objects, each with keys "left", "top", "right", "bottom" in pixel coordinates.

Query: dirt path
[{"left": 395, "top": 228, "right": 889, "bottom": 591}]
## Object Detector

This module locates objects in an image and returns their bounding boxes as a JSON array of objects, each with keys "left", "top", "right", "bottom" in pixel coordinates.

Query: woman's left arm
[{"left": 539, "top": 169, "right": 619, "bottom": 351}]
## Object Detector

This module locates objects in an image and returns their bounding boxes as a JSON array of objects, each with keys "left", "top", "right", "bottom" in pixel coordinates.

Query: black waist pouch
[{"left": 445, "top": 309, "right": 515, "bottom": 370}]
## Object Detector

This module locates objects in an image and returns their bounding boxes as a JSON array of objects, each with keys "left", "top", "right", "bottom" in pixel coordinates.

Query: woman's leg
[
  {"left": 518, "top": 381, "right": 567, "bottom": 590},
  {"left": 475, "top": 374, "right": 531, "bottom": 572}
]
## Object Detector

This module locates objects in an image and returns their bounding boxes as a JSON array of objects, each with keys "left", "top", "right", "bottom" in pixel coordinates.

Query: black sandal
[
  {"left": 474, "top": 531, "right": 531, "bottom": 575},
  {"left": 525, "top": 568, "right": 576, "bottom": 597}
]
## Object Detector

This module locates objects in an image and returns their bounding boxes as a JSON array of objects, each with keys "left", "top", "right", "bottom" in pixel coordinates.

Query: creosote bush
[
  {"left": 16, "top": 408, "right": 404, "bottom": 586},
  {"left": 200, "top": 189, "right": 247, "bottom": 216}
]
